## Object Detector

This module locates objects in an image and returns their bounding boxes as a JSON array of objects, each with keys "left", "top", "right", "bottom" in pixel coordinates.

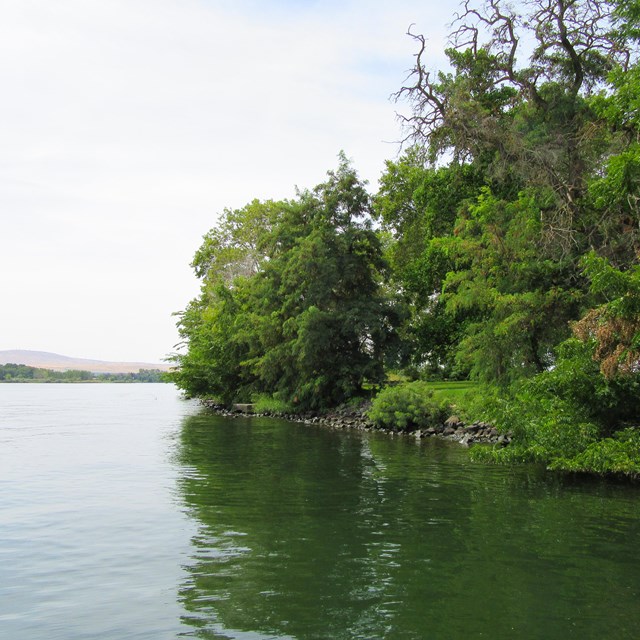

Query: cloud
[{"left": 0, "top": 0, "right": 456, "bottom": 362}]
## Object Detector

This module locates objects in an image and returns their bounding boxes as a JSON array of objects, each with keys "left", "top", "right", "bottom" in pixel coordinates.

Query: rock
[
  {"left": 199, "top": 397, "right": 506, "bottom": 449},
  {"left": 232, "top": 403, "right": 255, "bottom": 413}
]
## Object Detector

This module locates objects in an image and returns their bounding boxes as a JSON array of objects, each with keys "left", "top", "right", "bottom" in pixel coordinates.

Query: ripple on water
[{"left": 2, "top": 387, "right": 640, "bottom": 640}]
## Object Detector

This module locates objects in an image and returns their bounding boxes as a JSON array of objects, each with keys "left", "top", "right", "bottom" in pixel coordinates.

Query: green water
[
  {"left": 1, "top": 385, "right": 639, "bottom": 639},
  {"left": 178, "top": 414, "right": 640, "bottom": 640}
]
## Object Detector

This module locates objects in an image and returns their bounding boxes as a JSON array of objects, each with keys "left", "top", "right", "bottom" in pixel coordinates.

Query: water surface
[{"left": 1, "top": 384, "right": 639, "bottom": 639}]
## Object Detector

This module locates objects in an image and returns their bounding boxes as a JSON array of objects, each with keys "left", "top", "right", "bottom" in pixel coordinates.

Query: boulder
[{"left": 232, "top": 403, "right": 255, "bottom": 414}]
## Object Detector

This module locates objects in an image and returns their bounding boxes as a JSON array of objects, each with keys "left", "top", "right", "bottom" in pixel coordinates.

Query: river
[{"left": 1, "top": 383, "right": 639, "bottom": 639}]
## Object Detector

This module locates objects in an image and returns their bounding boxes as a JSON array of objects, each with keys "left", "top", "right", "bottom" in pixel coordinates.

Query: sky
[{"left": 0, "top": 0, "right": 459, "bottom": 364}]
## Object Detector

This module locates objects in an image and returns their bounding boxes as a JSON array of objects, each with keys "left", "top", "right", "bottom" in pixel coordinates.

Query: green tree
[
  {"left": 373, "top": 152, "right": 483, "bottom": 376},
  {"left": 244, "top": 155, "right": 400, "bottom": 409},
  {"left": 171, "top": 286, "right": 250, "bottom": 401},
  {"left": 440, "top": 189, "right": 582, "bottom": 383},
  {"left": 573, "top": 254, "right": 640, "bottom": 378},
  {"left": 170, "top": 198, "right": 287, "bottom": 401},
  {"left": 388, "top": 0, "right": 639, "bottom": 385},
  {"left": 172, "top": 156, "right": 400, "bottom": 409},
  {"left": 396, "top": 0, "right": 628, "bottom": 216}
]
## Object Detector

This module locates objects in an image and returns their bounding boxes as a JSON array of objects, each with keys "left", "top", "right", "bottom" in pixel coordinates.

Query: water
[{"left": 1, "top": 385, "right": 639, "bottom": 639}]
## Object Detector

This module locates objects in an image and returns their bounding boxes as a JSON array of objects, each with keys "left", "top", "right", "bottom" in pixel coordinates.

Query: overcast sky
[{"left": 0, "top": 0, "right": 459, "bottom": 364}]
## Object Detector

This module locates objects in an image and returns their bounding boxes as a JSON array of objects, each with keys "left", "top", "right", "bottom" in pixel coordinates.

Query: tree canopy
[
  {"left": 172, "top": 0, "right": 640, "bottom": 476},
  {"left": 172, "top": 156, "right": 400, "bottom": 410}
]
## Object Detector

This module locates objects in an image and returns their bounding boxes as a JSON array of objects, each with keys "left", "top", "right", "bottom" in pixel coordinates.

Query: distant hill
[{"left": 0, "top": 350, "right": 172, "bottom": 374}]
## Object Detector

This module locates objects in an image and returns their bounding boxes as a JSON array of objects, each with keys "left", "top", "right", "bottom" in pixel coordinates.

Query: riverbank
[{"left": 200, "top": 399, "right": 510, "bottom": 448}]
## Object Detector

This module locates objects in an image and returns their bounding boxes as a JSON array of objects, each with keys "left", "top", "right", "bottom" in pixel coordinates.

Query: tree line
[
  {"left": 0, "top": 363, "right": 167, "bottom": 383},
  {"left": 172, "top": 0, "right": 640, "bottom": 477}
]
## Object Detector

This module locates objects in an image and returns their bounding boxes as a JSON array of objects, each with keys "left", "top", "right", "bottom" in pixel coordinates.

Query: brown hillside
[{"left": 0, "top": 350, "right": 172, "bottom": 374}]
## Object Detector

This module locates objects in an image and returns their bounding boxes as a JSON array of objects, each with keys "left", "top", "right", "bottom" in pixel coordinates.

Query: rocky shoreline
[{"left": 200, "top": 400, "right": 511, "bottom": 448}]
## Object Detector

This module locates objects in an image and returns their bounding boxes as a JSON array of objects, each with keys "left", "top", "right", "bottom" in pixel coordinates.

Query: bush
[
  {"left": 553, "top": 428, "right": 640, "bottom": 477},
  {"left": 367, "top": 381, "right": 451, "bottom": 432},
  {"left": 472, "top": 338, "right": 640, "bottom": 476}
]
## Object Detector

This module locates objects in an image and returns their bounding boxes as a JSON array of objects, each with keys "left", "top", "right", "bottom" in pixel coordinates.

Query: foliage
[
  {"left": 572, "top": 254, "right": 640, "bottom": 377},
  {"left": 374, "top": 153, "right": 482, "bottom": 273},
  {"left": 169, "top": 284, "right": 250, "bottom": 402},
  {"left": 172, "top": 155, "right": 401, "bottom": 410},
  {"left": 471, "top": 338, "right": 640, "bottom": 471},
  {"left": 388, "top": 0, "right": 640, "bottom": 384},
  {"left": 557, "top": 428, "right": 640, "bottom": 477},
  {"left": 397, "top": 0, "right": 628, "bottom": 191},
  {"left": 367, "top": 381, "right": 451, "bottom": 432},
  {"left": 251, "top": 394, "right": 295, "bottom": 415},
  {"left": 171, "top": 0, "right": 640, "bottom": 476},
  {"left": 97, "top": 369, "right": 168, "bottom": 383},
  {"left": 373, "top": 152, "right": 483, "bottom": 376},
  {"left": 441, "top": 190, "right": 582, "bottom": 384},
  {"left": 190, "top": 199, "right": 280, "bottom": 282}
]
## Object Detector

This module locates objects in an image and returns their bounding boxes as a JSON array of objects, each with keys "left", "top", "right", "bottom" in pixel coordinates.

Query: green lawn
[
  {"left": 422, "top": 381, "right": 479, "bottom": 404},
  {"left": 383, "top": 375, "right": 478, "bottom": 404}
]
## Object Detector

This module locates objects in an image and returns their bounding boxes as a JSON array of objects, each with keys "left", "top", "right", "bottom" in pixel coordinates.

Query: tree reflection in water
[{"left": 175, "top": 412, "right": 640, "bottom": 640}]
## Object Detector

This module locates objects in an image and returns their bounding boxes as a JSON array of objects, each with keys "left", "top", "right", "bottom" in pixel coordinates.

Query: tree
[
  {"left": 373, "top": 152, "right": 483, "bottom": 376},
  {"left": 573, "top": 253, "right": 640, "bottom": 377},
  {"left": 172, "top": 156, "right": 400, "bottom": 409},
  {"left": 170, "top": 199, "right": 287, "bottom": 401},
  {"left": 396, "top": 0, "right": 633, "bottom": 255},
  {"left": 243, "top": 155, "right": 400, "bottom": 409},
  {"left": 384, "top": 0, "right": 640, "bottom": 384},
  {"left": 441, "top": 189, "right": 583, "bottom": 383},
  {"left": 171, "top": 287, "right": 249, "bottom": 401},
  {"left": 191, "top": 199, "right": 283, "bottom": 283}
]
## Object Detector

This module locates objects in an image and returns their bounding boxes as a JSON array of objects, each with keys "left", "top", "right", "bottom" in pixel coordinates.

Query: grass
[
  {"left": 423, "top": 381, "right": 479, "bottom": 402},
  {"left": 423, "top": 381, "right": 482, "bottom": 419},
  {"left": 251, "top": 381, "right": 479, "bottom": 416},
  {"left": 252, "top": 394, "right": 294, "bottom": 414},
  {"left": 382, "top": 373, "right": 480, "bottom": 411}
]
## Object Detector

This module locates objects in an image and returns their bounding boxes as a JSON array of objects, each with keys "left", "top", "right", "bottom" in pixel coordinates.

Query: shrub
[
  {"left": 472, "top": 338, "right": 640, "bottom": 475},
  {"left": 367, "top": 381, "right": 451, "bottom": 432},
  {"left": 553, "top": 428, "right": 640, "bottom": 477}
]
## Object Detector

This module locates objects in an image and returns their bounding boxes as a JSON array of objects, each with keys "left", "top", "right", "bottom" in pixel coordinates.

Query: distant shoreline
[
  {"left": 0, "top": 379, "right": 168, "bottom": 384},
  {"left": 0, "top": 362, "right": 168, "bottom": 383},
  {"left": 0, "top": 349, "right": 171, "bottom": 375}
]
